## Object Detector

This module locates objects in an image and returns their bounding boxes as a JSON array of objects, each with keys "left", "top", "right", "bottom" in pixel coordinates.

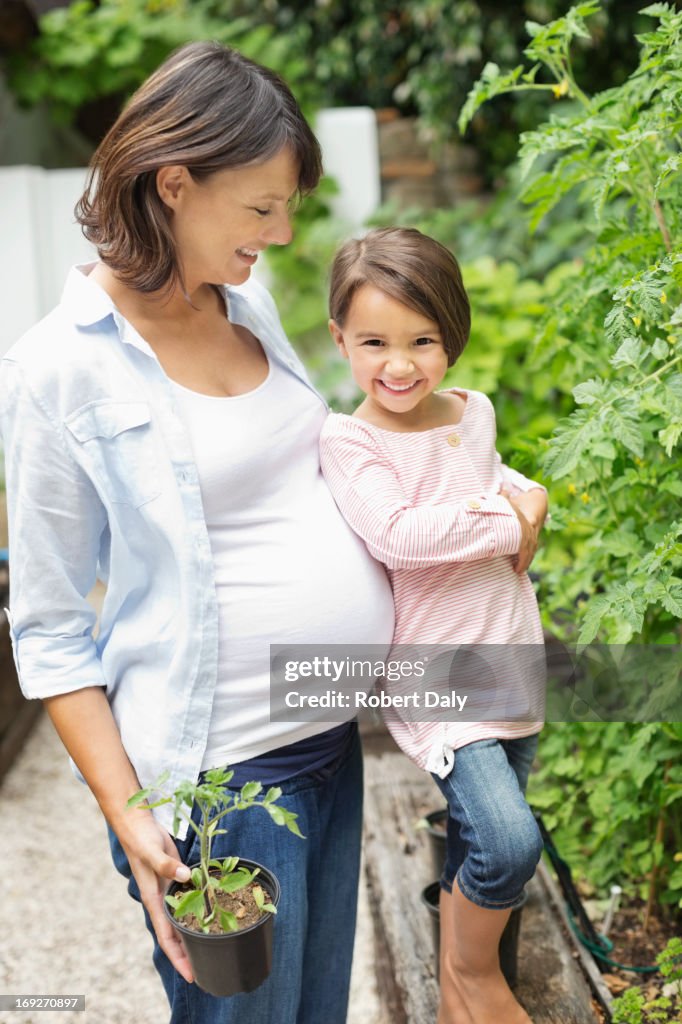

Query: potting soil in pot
[{"left": 176, "top": 881, "right": 270, "bottom": 934}]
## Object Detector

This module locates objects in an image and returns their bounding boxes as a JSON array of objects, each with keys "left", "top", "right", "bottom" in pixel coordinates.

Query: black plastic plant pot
[
  {"left": 421, "top": 880, "right": 442, "bottom": 970},
  {"left": 423, "top": 808, "right": 448, "bottom": 880},
  {"left": 420, "top": 881, "right": 527, "bottom": 988},
  {"left": 164, "top": 859, "right": 281, "bottom": 997}
]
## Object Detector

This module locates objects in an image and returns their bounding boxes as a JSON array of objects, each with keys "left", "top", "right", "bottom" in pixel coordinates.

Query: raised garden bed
[{"left": 0, "top": 552, "right": 42, "bottom": 784}]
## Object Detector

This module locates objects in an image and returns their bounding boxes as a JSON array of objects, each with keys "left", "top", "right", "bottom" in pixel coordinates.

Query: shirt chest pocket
[{"left": 65, "top": 401, "right": 161, "bottom": 508}]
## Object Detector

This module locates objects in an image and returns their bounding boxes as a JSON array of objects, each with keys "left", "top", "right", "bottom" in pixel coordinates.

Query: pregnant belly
[{"left": 214, "top": 500, "right": 394, "bottom": 650}]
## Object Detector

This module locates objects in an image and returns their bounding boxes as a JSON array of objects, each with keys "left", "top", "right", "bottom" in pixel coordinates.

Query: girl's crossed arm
[{"left": 320, "top": 417, "right": 524, "bottom": 570}]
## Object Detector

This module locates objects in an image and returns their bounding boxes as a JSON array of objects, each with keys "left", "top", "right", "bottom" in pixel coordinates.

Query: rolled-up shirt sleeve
[
  {"left": 497, "top": 453, "right": 547, "bottom": 497},
  {"left": 320, "top": 418, "right": 521, "bottom": 570},
  {"left": 0, "top": 359, "right": 108, "bottom": 699}
]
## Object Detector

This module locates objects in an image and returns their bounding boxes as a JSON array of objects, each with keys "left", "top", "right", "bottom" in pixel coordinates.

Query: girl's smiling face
[{"left": 329, "top": 284, "right": 449, "bottom": 425}]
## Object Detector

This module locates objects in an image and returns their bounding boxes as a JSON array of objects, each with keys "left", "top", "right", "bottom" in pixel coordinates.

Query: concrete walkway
[{"left": 0, "top": 712, "right": 385, "bottom": 1024}]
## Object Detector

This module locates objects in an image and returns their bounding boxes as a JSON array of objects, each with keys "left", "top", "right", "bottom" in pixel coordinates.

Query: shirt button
[
  {"left": 467, "top": 499, "right": 482, "bottom": 510},
  {"left": 447, "top": 434, "right": 461, "bottom": 447}
]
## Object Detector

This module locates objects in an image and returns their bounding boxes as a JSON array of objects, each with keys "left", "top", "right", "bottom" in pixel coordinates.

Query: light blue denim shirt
[{"left": 0, "top": 265, "right": 333, "bottom": 837}]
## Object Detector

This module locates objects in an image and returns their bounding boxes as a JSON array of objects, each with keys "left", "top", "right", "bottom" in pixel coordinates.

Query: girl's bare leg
[
  {"left": 439, "top": 880, "right": 533, "bottom": 1024},
  {"left": 438, "top": 887, "right": 473, "bottom": 1024}
]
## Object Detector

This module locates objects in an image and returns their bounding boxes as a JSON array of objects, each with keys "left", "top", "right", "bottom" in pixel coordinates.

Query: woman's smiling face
[
  {"left": 329, "top": 283, "right": 449, "bottom": 422},
  {"left": 158, "top": 146, "right": 299, "bottom": 293}
]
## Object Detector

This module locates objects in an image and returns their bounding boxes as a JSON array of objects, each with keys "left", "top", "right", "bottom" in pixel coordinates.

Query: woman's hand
[
  {"left": 117, "top": 811, "right": 195, "bottom": 983},
  {"left": 43, "top": 687, "right": 194, "bottom": 982},
  {"left": 500, "top": 488, "right": 548, "bottom": 575}
]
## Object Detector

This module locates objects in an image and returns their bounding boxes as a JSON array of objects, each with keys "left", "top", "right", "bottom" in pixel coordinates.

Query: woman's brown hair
[
  {"left": 329, "top": 227, "right": 471, "bottom": 366},
  {"left": 76, "top": 41, "right": 322, "bottom": 293}
]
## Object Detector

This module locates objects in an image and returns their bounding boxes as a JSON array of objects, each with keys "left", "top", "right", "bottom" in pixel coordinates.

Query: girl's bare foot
[{"left": 450, "top": 963, "right": 532, "bottom": 1024}]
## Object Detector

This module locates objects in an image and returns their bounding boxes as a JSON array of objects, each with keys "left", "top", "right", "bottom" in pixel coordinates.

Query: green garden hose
[{"left": 534, "top": 812, "right": 660, "bottom": 974}]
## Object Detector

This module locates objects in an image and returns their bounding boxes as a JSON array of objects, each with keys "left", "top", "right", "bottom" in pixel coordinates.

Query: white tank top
[{"left": 171, "top": 355, "right": 394, "bottom": 769}]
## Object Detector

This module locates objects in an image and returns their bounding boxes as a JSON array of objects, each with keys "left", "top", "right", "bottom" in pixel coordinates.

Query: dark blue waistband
[{"left": 211, "top": 721, "right": 356, "bottom": 790}]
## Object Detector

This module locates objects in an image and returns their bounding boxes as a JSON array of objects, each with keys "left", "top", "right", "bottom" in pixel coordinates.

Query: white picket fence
[{"left": 0, "top": 107, "right": 380, "bottom": 358}]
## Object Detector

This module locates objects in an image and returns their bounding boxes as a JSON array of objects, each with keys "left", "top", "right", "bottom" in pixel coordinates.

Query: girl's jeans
[
  {"left": 109, "top": 729, "right": 363, "bottom": 1024},
  {"left": 431, "top": 734, "right": 543, "bottom": 910}
]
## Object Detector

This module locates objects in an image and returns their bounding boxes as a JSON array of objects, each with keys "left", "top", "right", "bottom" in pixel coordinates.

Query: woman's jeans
[
  {"left": 431, "top": 734, "right": 543, "bottom": 910},
  {"left": 109, "top": 730, "right": 363, "bottom": 1024}
]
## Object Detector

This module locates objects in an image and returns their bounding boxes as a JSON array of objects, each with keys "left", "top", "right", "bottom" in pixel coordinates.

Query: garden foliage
[
  {"left": 460, "top": 1, "right": 682, "bottom": 648},
  {"left": 611, "top": 937, "right": 682, "bottom": 1022},
  {"left": 457, "top": 0, "right": 682, "bottom": 928},
  {"left": 4, "top": 0, "right": 311, "bottom": 126},
  {"left": 528, "top": 722, "right": 682, "bottom": 910},
  {"left": 4, "top": 0, "right": 650, "bottom": 180}
]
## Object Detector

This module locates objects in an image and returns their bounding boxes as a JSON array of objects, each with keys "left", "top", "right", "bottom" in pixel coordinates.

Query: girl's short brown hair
[
  {"left": 329, "top": 227, "right": 471, "bottom": 366},
  {"left": 76, "top": 41, "right": 322, "bottom": 293}
]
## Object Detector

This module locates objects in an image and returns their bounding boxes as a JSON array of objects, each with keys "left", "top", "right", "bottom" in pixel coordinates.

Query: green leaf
[
  {"left": 605, "top": 305, "right": 637, "bottom": 345},
  {"left": 265, "top": 803, "right": 305, "bottom": 836},
  {"left": 573, "top": 379, "right": 609, "bottom": 405},
  {"left": 173, "top": 889, "right": 206, "bottom": 921},
  {"left": 659, "top": 422, "right": 682, "bottom": 455},
  {"left": 655, "top": 152, "right": 682, "bottom": 193},
  {"left": 611, "top": 337, "right": 643, "bottom": 368},
  {"left": 240, "top": 781, "right": 262, "bottom": 801},
  {"left": 543, "top": 410, "right": 600, "bottom": 479},
  {"left": 126, "top": 788, "right": 152, "bottom": 809},
  {"left": 661, "top": 585, "right": 682, "bottom": 617},
  {"left": 591, "top": 439, "right": 617, "bottom": 459},
  {"left": 640, "top": 3, "right": 676, "bottom": 17},
  {"left": 458, "top": 63, "right": 528, "bottom": 135},
  {"left": 609, "top": 408, "right": 645, "bottom": 457},
  {"left": 660, "top": 477, "right": 682, "bottom": 497},
  {"left": 217, "top": 908, "right": 239, "bottom": 932},
  {"left": 218, "top": 869, "right": 255, "bottom": 894},
  {"left": 651, "top": 337, "right": 670, "bottom": 360},
  {"left": 577, "top": 595, "right": 612, "bottom": 645}
]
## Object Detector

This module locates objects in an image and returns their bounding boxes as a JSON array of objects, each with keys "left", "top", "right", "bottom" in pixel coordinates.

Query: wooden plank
[
  {"left": 515, "top": 873, "right": 603, "bottom": 1022},
  {"left": 363, "top": 752, "right": 440, "bottom": 1023},
  {"left": 362, "top": 749, "right": 602, "bottom": 1023},
  {"left": 381, "top": 158, "right": 438, "bottom": 180},
  {"left": 0, "top": 699, "right": 43, "bottom": 784},
  {"left": 0, "top": 618, "right": 43, "bottom": 784},
  {"left": 536, "top": 859, "right": 613, "bottom": 1018}
]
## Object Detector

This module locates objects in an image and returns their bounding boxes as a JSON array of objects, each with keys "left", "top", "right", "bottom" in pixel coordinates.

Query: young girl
[{"left": 319, "top": 227, "right": 548, "bottom": 1024}]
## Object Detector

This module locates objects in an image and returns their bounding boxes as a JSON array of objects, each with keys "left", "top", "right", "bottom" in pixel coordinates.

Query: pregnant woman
[{"left": 0, "top": 42, "right": 394, "bottom": 1024}]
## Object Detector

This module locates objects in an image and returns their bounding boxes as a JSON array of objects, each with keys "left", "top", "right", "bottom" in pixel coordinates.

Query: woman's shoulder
[
  {"left": 2, "top": 288, "right": 140, "bottom": 421},
  {"left": 3, "top": 304, "right": 81, "bottom": 379},
  {"left": 5, "top": 265, "right": 116, "bottom": 373}
]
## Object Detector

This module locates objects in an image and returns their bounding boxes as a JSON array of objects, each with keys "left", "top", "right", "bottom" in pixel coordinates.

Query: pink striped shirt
[{"left": 319, "top": 388, "right": 546, "bottom": 776}]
